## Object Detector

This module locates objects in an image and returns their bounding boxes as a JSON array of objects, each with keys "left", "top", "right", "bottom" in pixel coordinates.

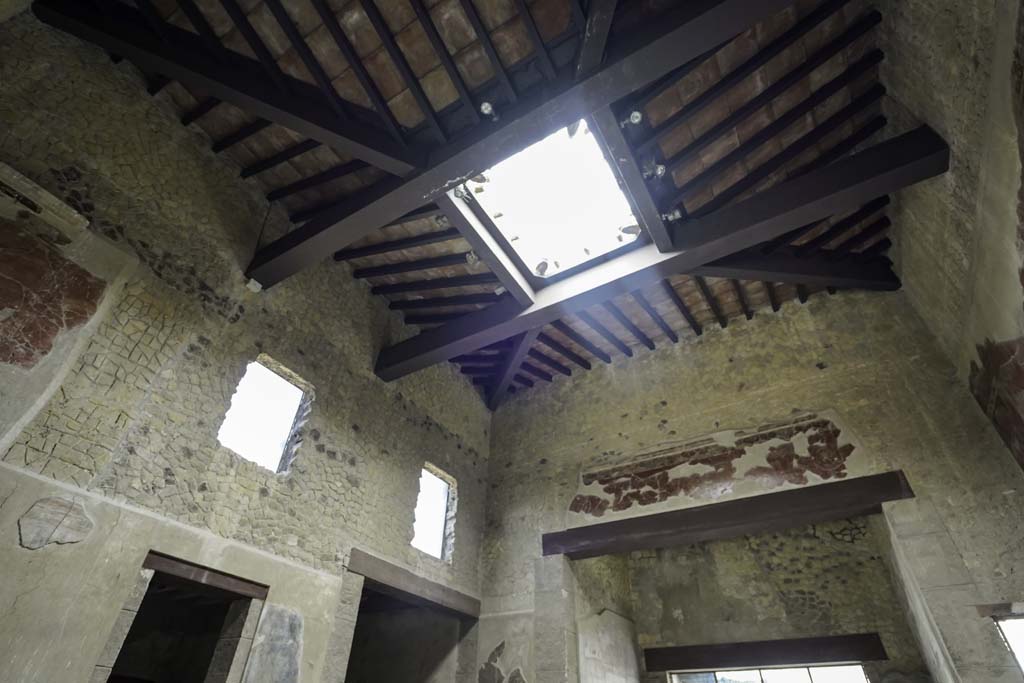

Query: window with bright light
[
  {"left": 217, "top": 359, "right": 307, "bottom": 473},
  {"left": 411, "top": 465, "right": 456, "bottom": 560},
  {"left": 996, "top": 617, "right": 1024, "bottom": 671},
  {"left": 465, "top": 117, "right": 640, "bottom": 279},
  {"left": 671, "top": 665, "right": 869, "bottom": 683}
]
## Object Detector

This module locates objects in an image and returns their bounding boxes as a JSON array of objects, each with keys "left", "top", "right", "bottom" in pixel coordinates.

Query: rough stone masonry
[{"left": 2, "top": 2, "right": 1024, "bottom": 683}]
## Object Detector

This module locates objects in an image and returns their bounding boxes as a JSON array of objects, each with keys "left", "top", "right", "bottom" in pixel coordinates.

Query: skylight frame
[{"left": 462, "top": 117, "right": 647, "bottom": 285}]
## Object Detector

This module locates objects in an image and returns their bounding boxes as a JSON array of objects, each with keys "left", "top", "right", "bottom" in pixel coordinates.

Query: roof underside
[{"left": 39, "top": 0, "right": 910, "bottom": 406}]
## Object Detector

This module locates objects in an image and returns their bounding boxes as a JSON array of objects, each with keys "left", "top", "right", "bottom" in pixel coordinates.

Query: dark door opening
[
  {"left": 344, "top": 584, "right": 469, "bottom": 683},
  {"left": 108, "top": 570, "right": 248, "bottom": 683}
]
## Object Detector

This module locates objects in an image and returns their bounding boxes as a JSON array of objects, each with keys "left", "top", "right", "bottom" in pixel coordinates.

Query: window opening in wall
[
  {"left": 996, "top": 616, "right": 1024, "bottom": 671},
  {"left": 217, "top": 356, "right": 309, "bottom": 473},
  {"left": 671, "top": 664, "right": 868, "bottom": 683},
  {"left": 411, "top": 464, "right": 456, "bottom": 560}
]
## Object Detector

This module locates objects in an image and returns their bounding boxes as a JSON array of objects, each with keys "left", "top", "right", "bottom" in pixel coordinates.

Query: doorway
[
  {"left": 344, "top": 584, "right": 467, "bottom": 683},
  {"left": 100, "top": 552, "right": 266, "bottom": 683}
]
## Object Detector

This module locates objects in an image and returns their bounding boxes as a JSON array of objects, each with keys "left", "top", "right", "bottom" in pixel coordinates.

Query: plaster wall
[
  {"left": 489, "top": 290, "right": 1024, "bottom": 683},
  {"left": 0, "top": 12, "right": 491, "bottom": 682}
]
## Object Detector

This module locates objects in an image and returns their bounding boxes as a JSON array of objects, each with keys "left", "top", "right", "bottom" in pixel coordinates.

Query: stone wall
[
  {"left": 489, "top": 291, "right": 1024, "bottom": 683},
  {"left": 0, "top": 12, "right": 490, "bottom": 682},
  {"left": 627, "top": 517, "right": 927, "bottom": 682}
]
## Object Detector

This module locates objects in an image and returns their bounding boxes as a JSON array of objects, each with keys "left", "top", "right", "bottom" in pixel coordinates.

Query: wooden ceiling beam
[
  {"left": 436, "top": 190, "right": 535, "bottom": 307},
  {"left": 590, "top": 107, "right": 674, "bottom": 252},
  {"left": 574, "top": 0, "right": 617, "bottom": 79},
  {"left": 244, "top": 0, "right": 797, "bottom": 287},
  {"left": 374, "top": 126, "right": 948, "bottom": 380},
  {"left": 335, "top": 227, "right": 459, "bottom": 261},
  {"left": 370, "top": 273, "right": 499, "bottom": 295},
  {"left": 34, "top": 0, "right": 422, "bottom": 176},
  {"left": 489, "top": 330, "right": 540, "bottom": 409}
]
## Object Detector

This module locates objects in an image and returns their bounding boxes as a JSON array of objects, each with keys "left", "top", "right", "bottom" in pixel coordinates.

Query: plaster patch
[{"left": 17, "top": 495, "right": 92, "bottom": 549}]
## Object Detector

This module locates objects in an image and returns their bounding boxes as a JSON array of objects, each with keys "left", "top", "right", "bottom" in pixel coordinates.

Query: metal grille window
[{"left": 671, "top": 665, "right": 868, "bottom": 683}]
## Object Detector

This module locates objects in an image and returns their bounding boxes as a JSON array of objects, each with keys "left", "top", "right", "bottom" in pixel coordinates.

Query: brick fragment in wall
[{"left": 0, "top": 221, "right": 106, "bottom": 368}]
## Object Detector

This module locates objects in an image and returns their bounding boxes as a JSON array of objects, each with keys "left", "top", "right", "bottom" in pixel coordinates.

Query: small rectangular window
[
  {"left": 996, "top": 616, "right": 1024, "bottom": 671},
  {"left": 411, "top": 465, "right": 456, "bottom": 560},
  {"left": 217, "top": 358, "right": 308, "bottom": 473}
]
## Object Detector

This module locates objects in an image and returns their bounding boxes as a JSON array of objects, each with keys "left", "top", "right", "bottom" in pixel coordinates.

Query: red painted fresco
[
  {"left": 0, "top": 224, "right": 105, "bottom": 368},
  {"left": 570, "top": 416, "right": 857, "bottom": 517}
]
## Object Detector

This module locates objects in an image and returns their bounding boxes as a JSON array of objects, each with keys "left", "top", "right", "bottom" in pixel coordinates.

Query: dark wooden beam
[
  {"left": 632, "top": 290, "right": 678, "bottom": 343},
  {"left": 309, "top": 0, "right": 405, "bottom": 142},
  {"left": 590, "top": 107, "right": 674, "bottom": 252},
  {"left": 515, "top": 0, "right": 556, "bottom": 80},
  {"left": 636, "top": 0, "right": 858, "bottom": 157},
  {"left": 359, "top": 0, "right": 445, "bottom": 143},
  {"left": 578, "top": 310, "right": 632, "bottom": 357},
  {"left": 34, "top": 0, "right": 421, "bottom": 175},
  {"left": 797, "top": 198, "right": 890, "bottom": 256},
  {"left": 410, "top": 0, "right": 480, "bottom": 126},
  {"left": 542, "top": 470, "right": 914, "bottom": 559},
  {"left": 644, "top": 633, "right": 889, "bottom": 673},
  {"left": 301, "top": 201, "right": 442, "bottom": 228},
  {"left": 406, "top": 312, "right": 468, "bottom": 325},
  {"left": 437, "top": 190, "right": 535, "bottom": 307},
  {"left": 177, "top": 0, "right": 222, "bottom": 57},
  {"left": 459, "top": 0, "right": 517, "bottom": 103},
  {"left": 661, "top": 10, "right": 881, "bottom": 177},
  {"left": 528, "top": 348, "right": 571, "bottom": 376},
  {"left": 694, "top": 276, "right": 726, "bottom": 328},
  {"left": 211, "top": 119, "right": 271, "bottom": 153},
  {"left": 830, "top": 216, "right": 892, "bottom": 255},
  {"left": 603, "top": 300, "right": 655, "bottom": 350},
  {"left": 218, "top": 0, "right": 290, "bottom": 94},
  {"left": 685, "top": 84, "right": 886, "bottom": 217},
  {"left": 764, "top": 281, "right": 780, "bottom": 312},
  {"left": 552, "top": 320, "right": 612, "bottom": 364},
  {"left": 143, "top": 551, "right": 268, "bottom": 600},
  {"left": 241, "top": 139, "right": 322, "bottom": 179},
  {"left": 371, "top": 273, "right": 499, "bottom": 295},
  {"left": 245, "top": 0, "right": 797, "bottom": 287},
  {"left": 267, "top": 160, "right": 369, "bottom": 201},
  {"left": 353, "top": 253, "right": 469, "bottom": 279},
  {"left": 348, "top": 548, "right": 480, "bottom": 619},
  {"left": 537, "top": 331, "right": 592, "bottom": 370},
  {"left": 575, "top": 0, "right": 617, "bottom": 79},
  {"left": 390, "top": 293, "right": 501, "bottom": 310},
  {"left": 661, "top": 280, "right": 701, "bottom": 336},
  {"left": 732, "top": 279, "right": 752, "bottom": 319},
  {"left": 335, "top": 228, "right": 460, "bottom": 261},
  {"left": 661, "top": 51, "right": 884, "bottom": 208},
  {"left": 374, "top": 126, "right": 947, "bottom": 379},
  {"left": 513, "top": 373, "right": 534, "bottom": 388},
  {"left": 264, "top": 0, "right": 352, "bottom": 122},
  {"left": 521, "top": 361, "right": 553, "bottom": 383},
  {"left": 489, "top": 330, "right": 539, "bottom": 409},
  {"left": 181, "top": 97, "right": 221, "bottom": 126},
  {"left": 694, "top": 248, "right": 901, "bottom": 290}
]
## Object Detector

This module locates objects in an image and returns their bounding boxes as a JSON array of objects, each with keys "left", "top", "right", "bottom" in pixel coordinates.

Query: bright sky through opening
[
  {"left": 998, "top": 618, "right": 1024, "bottom": 670},
  {"left": 217, "top": 361, "right": 304, "bottom": 471},
  {"left": 412, "top": 468, "right": 450, "bottom": 559},
  {"left": 467, "top": 118, "right": 640, "bottom": 278}
]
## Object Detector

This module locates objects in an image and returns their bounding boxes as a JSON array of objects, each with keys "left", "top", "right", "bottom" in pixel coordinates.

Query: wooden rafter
[
  {"left": 374, "top": 126, "right": 947, "bottom": 380},
  {"left": 244, "top": 0, "right": 798, "bottom": 287},
  {"left": 34, "top": 0, "right": 422, "bottom": 175}
]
